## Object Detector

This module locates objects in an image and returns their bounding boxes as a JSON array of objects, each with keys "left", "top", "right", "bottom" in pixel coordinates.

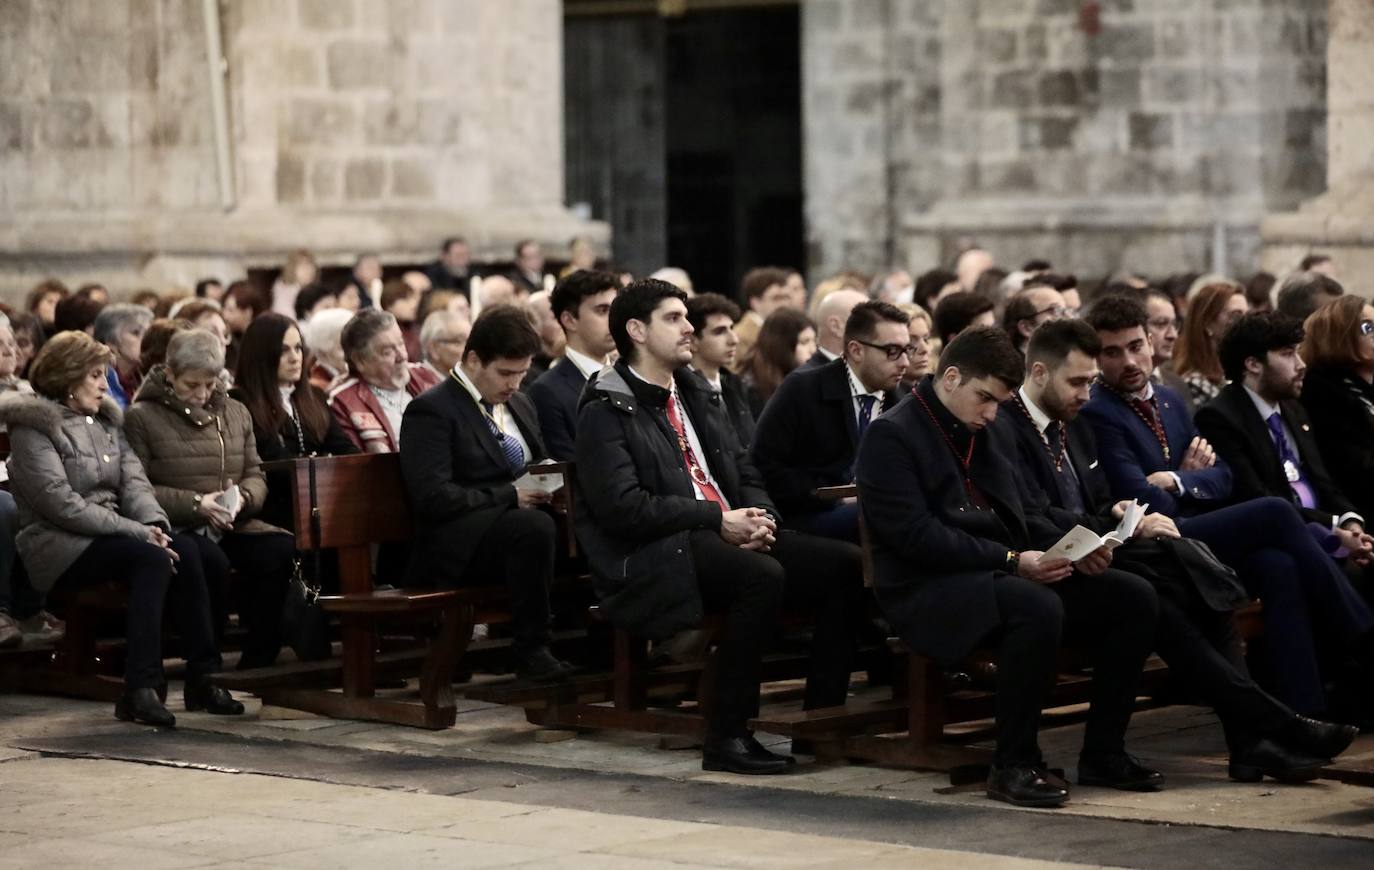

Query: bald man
[
  {"left": 804, "top": 288, "right": 869, "bottom": 369},
  {"left": 955, "top": 247, "right": 994, "bottom": 293}
]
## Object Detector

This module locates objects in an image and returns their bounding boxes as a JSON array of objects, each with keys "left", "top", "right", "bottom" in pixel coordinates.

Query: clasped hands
[
  {"left": 721, "top": 507, "right": 776, "bottom": 552},
  {"left": 194, "top": 485, "right": 241, "bottom": 531}
]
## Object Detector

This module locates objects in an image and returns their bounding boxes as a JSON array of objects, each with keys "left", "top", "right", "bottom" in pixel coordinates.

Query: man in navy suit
[
  {"left": 527, "top": 270, "right": 620, "bottom": 460},
  {"left": 400, "top": 305, "right": 576, "bottom": 683},
  {"left": 1000, "top": 318, "right": 1355, "bottom": 780},
  {"left": 858, "top": 326, "right": 1162, "bottom": 808},
  {"left": 753, "top": 301, "right": 911, "bottom": 541},
  {"left": 1081, "top": 295, "right": 1374, "bottom": 718}
]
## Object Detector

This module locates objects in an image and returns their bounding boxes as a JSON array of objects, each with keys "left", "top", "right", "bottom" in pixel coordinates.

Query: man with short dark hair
[
  {"left": 1299, "top": 253, "right": 1334, "bottom": 276},
  {"left": 752, "top": 301, "right": 910, "bottom": 541},
  {"left": 1000, "top": 319, "right": 1355, "bottom": 781},
  {"left": 1197, "top": 313, "right": 1374, "bottom": 562},
  {"left": 732, "top": 267, "right": 793, "bottom": 371},
  {"left": 400, "top": 305, "right": 573, "bottom": 683},
  {"left": 527, "top": 270, "right": 620, "bottom": 460},
  {"left": 1275, "top": 271, "right": 1344, "bottom": 322},
  {"left": 574, "top": 280, "right": 867, "bottom": 775},
  {"left": 1001, "top": 283, "right": 1067, "bottom": 354},
  {"left": 509, "top": 239, "right": 547, "bottom": 296},
  {"left": 425, "top": 236, "right": 473, "bottom": 293},
  {"left": 857, "top": 326, "right": 1161, "bottom": 808},
  {"left": 933, "top": 291, "right": 996, "bottom": 345},
  {"left": 685, "top": 293, "right": 754, "bottom": 446},
  {"left": 1081, "top": 296, "right": 1374, "bottom": 719}
]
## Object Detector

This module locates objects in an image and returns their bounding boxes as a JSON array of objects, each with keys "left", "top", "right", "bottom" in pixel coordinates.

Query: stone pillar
[
  {"left": 1262, "top": 0, "right": 1374, "bottom": 295},
  {"left": 0, "top": 0, "right": 605, "bottom": 301}
]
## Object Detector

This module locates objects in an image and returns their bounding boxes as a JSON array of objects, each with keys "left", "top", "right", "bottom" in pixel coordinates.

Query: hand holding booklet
[
  {"left": 514, "top": 460, "right": 565, "bottom": 495},
  {"left": 1038, "top": 500, "right": 1147, "bottom": 564}
]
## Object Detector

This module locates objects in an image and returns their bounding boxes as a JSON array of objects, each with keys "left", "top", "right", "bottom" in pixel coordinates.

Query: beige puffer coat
[{"left": 123, "top": 366, "right": 283, "bottom": 535}]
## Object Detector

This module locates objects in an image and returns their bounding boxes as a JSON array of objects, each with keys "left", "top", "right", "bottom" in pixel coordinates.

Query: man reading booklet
[{"left": 1041, "top": 500, "right": 1145, "bottom": 563}]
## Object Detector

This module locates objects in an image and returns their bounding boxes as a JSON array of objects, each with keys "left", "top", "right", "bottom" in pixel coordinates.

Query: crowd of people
[{"left": 0, "top": 238, "right": 1370, "bottom": 808}]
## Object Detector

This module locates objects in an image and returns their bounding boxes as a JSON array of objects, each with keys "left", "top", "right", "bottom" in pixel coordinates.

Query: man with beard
[
  {"left": 857, "top": 326, "right": 1163, "bottom": 808},
  {"left": 329, "top": 309, "right": 441, "bottom": 453},
  {"left": 1080, "top": 295, "right": 1374, "bottom": 721},
  {"left": 752, "top": 301, "right": 911, "bottom": 542},
  {"left": 686, "top": 293, "right": 755, "bottom": 446},
  {"left": 573, "top": 279, "right": 868, "bottom": 775},
  {"left": 999, "top": 318, "right": 1356, "bottom": 782}
]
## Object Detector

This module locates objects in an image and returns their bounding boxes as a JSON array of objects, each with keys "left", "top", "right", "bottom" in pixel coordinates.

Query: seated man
[
  {"left": 527, "top": 270, "right": 620, "bottom": 460},
  {"left": 574, "top": 279, "right": 867, "bottom": 775},
  {"left": 753, "top": 301, "right": 911, "bottom": 541},
  {"left": 803, "top": 288, "right": 868, "bottom": 368},
  {"left": 399, "top": 306, "right": 574, "bottom": 683},
  {"left": 857, "top": 326, "right": 1162, "bottom": 809},
  {"left": 1000, "top": 319, "right": 1355, "bottom": 781},
  {"left": 1080, "top": 295, "right": 1374, "bottom": 719},
  {"left": 1196, "top": 312, "right": 1374, "bottom": 571},
  {"left": 330, "top": 309, "right": 441, "bottom": 453},
  {"left": 1141, "top": 286, "right": 1195, "bottom": 415},
  {"left": 685, "top": 293, "right": 756, "bottom": 447}
]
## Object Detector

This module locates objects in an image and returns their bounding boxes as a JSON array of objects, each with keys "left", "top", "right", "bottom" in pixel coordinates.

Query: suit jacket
[
  {"left": 856, "top": 378, "right": 1062, "bottom": 664},
  {"left": 1195, "top": 382, "right": 1355, "bottom": 526},
  {"left": 997, "top": 399, "right": 1116, "bottom": 536},
  {"left": 753, "top": 358, "right": 900, "bottom": 519},
  {"left": 574, "top": 362, "right": 776, "bottom": 639},
  {"left": 1299, "top": 366, "right": 1374, "bottom": 522},
  {"left": 527, "top": 357, "right": 589, "bottom": 461},
  {"left": 802, "top": 348, "right": 837, "bottom": 370},
  {"left": 1080, "top": 381, "right": 1231, "bottom": 518},
  {"left": 399, "top": 377, "right": 547, "bottom": 586},
  {"left": 509, "top": 268, "right": 545, "bottom": 296}
]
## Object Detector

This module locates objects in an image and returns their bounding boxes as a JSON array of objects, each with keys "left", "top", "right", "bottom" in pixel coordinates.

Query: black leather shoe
[
  {"left": 1228, "top": 738, "right": 1325, "bottom": 783},
  {"left": 1283, "top": 715, "right": 1358, "bottom": 760},
  {"left": 115, "top": 688, "right": 176, "bottom": 728},
  {"left": 744, "top": 734, "right": 796, "bottom": 765},
  {"left": 986, "top": 765, "right": 1069, "bottom": 807},
  {"left": 184, "top": 679, "right": 245, "bottom": 715},
  {"left": 514, "top": 646, "right": 571, "bottom": 683},
  {"left": 703, "top": 735, "right": 793, "bottom": 775},
  {"left": 1077, "top": 752, "right": 1165, "bottom": 791}
]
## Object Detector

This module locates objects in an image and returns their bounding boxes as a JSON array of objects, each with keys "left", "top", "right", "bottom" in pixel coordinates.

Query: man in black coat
[
  {"left": 856, "top": 326, "right": 1161, "bottom": 808},
  {"left": 685, "top": 293, "right": 756, "bottom": 448},
  {"left": 752, "top": 301, "right": 910, "bottom": 542},
  {"left": 399, "top": 305, "right": 574, "bottom": 683},
  {"left": 527, "top": 270, "right": 620, "bottom": 460},
  {"left": 1196, "top": 313, "right": 1374, "bottom": 566},
  {"left": 423, "top": 236, "right": 474, "bottom": 294},
  {"left": 574, "top": 280, "right": 867, "bottom": 775},
  {"left": 1000, "top": 319, "right": 1355, "bottom": 781}
]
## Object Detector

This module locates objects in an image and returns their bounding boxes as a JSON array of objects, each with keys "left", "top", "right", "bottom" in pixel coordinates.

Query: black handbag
[{"left": 280, "top": 456, "right": 332, "bottom": 661}]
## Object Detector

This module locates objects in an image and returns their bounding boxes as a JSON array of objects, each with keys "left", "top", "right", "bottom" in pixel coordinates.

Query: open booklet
[
  {"left": 1038, "top": 500, "right": 1147, "bottom": 563},
  {"left": 514, "top": 459, "right": 566, "bottom": 495}
]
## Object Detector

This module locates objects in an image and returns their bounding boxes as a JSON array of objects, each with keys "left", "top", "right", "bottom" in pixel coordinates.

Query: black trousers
[
  {"left": 55, "top": 533, "right": 221, "bottom": 689},
  {"left": 186, "top": 531, "right": 296, "bottom": 670},
  {"left": 689, "top": 529, "right": 867, "bottom": 738},
  {"left": 457, "top": 508, "right": 555, "bottom": 652},
  {"left": 988, "top": 567, "right": 1156, "bottom": 767}
]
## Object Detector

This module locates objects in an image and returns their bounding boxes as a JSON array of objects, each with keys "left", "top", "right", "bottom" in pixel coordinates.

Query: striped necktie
[{"left": 481, "top": 401, "right": 526, "bottom": 477}]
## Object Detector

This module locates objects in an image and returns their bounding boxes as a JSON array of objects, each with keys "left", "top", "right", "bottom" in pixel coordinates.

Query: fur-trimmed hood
[{"left": 0, "top": 391, "right": 123, "bottom": 437}]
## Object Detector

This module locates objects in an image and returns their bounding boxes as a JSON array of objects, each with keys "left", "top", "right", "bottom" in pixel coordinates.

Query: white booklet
[
  {"left": 1039, "top": 500, "right": 1147, "bottom": 563},
  {"left": 514, "top": 460, "right": 565, "bottom": 495}
]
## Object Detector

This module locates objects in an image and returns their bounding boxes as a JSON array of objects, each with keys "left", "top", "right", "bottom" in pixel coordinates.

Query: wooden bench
[{"left": 0, "top": 579, "right": 130, "bottom": 702}]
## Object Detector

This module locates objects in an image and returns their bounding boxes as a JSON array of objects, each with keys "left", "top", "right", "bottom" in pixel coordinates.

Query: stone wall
[
  {"left": 804, "top": 0, "right": 1329, "bottom": 281},
  {"left": 0, "top": 0, "right": 604, "bottom": 301}
]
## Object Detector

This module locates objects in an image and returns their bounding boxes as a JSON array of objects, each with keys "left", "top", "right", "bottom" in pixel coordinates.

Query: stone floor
[{"left": 1, "top": 686, "right": 1372, "bottom": 868}]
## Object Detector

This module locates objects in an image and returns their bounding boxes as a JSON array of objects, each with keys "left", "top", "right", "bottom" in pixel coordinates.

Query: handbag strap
[{"left": 307, "top": 455, "right": 322, "bottom": 593}]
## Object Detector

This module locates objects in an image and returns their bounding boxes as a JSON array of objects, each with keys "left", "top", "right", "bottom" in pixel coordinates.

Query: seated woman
[
  {"left": 1174, "top": 281, "right": 1247, "bottom": 406},
  {"left": 0, "top": 319, "right": 37, "bottom": 647},
  {"left": 740, "top": 308, "right": 816, "bottom": 417},
  {"left": 0, "top": 331, "right": 242, "bottom": 726},
  {"left": 124, "top": 329, "right": 296, "bottom": 670},
  {"left": 94, "top": 303, "right": 153, "bottom": 409},
  {"left": 300, "top": 308, "right": 353, "bottom": 393},
  {"left": 230, "top": 313, "right": 357, "bottom": 531}
]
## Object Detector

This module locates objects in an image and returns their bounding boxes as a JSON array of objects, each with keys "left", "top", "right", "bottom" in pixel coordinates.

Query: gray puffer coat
[{"left": 0, "top": 392, "right": 167, "bottom": 592}]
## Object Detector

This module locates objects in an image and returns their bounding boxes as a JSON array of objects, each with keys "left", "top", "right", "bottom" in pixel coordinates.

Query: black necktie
[{"left": 1044, "top": 421, "right": 1084, "bottom": 513}]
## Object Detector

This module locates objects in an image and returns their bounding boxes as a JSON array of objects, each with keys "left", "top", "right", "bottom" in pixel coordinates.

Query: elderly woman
[
  {"left": 124, "top": 330, "right": 296, "bottom": 671},
  {"left": 328, "top": 309, "right": 440, "bottom": 453},
  {"left": 94, "top": 303, "right": 154, "bottom": 409},
  {"left": 8, "top": 311, "right": 45, "bottom": 378},
  {"left": 0, "top": 331, "right": 241, "bottom": 726},
  {"left": 230, "top": 313, "right": 357, "bottom": 530},
  {"left": 300, "top": 307, "right": 352, "bottom": 392}
]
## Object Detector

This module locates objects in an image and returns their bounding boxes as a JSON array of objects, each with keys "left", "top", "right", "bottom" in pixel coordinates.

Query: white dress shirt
[
  {"left": 562, "top": 346, "right": 606, "bottom": 380},
  {"left": 846, "top": 363, "right": 885, "bottom": 427},
  {"left": 1243, "top": 385, "right": 1361, "bottom": 529},
  {"left": 1018, "top": 387, "right": 1085, "bottom": 494},
  {"left": 630, "top": 366, "right": 729, "bottom": 508},
  {"left": 818, "top": 346, "right": 840, "bottom": 362},
  {"left": 450, "top": 364, "right": 531, "bottom": 464}
]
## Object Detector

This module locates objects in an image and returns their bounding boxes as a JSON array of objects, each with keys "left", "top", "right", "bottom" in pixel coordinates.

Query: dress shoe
[
  {"left": 184, "top": 678, "right": 245, "bottom": 715},
  {"left": 115, "top": 688, "right": 176, "bottom": 728},
  {"left": 1228, "top": 738, "right": 1325, "bottom": 783},
  {"left": 1077, "top": 753, "right": 1165, "bottom": 791},
  {"left": 986, "top": 765, "right": 1069, "bottom": 808},
  {"left": 1283, "top": 715, "right": 1358, "bottom": 760},
  {"left": 513, "top": 646, "right": 572, "bottom": 683},
  {"left": 0, "top": 612, "right": 21, "bottom": 649},
  {"left": 744, "top": 733, "right": 796, "bottom": 765},
  {"left": 703, "top": 735, "right": 793, "bottom": 775}
]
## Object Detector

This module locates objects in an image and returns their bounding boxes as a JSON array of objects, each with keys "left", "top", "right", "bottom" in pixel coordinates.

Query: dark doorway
[{"left": 564, "top": 3, "right": 803, "bottom": 295}]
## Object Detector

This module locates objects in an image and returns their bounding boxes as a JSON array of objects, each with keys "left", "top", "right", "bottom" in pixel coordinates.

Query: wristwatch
[
  {"left": 192, "top": 493, "right": 204, "bottom": 515},
  {"left": 1005, "top": 550, "right": 1021, "bottom": 575}
]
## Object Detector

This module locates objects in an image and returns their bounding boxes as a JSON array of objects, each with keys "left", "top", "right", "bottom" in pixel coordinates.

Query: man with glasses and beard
[{"left": 752, "top": 302, "right": 911, "bottom": 543}]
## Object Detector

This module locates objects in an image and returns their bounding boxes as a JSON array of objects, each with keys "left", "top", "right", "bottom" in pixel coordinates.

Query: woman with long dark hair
[
  {"left": 229, "top": 313, "right": 356, "bottom": 530},
  {"left": 1174, "top": 281, "right": 1247, "bottom": 406},
  {"left": 740, "top": 308, "right": 817, "bottom": 417}
]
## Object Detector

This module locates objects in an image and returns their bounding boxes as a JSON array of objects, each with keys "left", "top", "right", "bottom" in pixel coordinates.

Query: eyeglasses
[
  {"left": 857, "top": 340, "right": 917, "bottom": 361},
  {"left": 1360, "top": 320, "right": 1374, "bottom": 337},
  {"left": 1032, "top": 304, "right": 1066, "bottom": 319}
]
